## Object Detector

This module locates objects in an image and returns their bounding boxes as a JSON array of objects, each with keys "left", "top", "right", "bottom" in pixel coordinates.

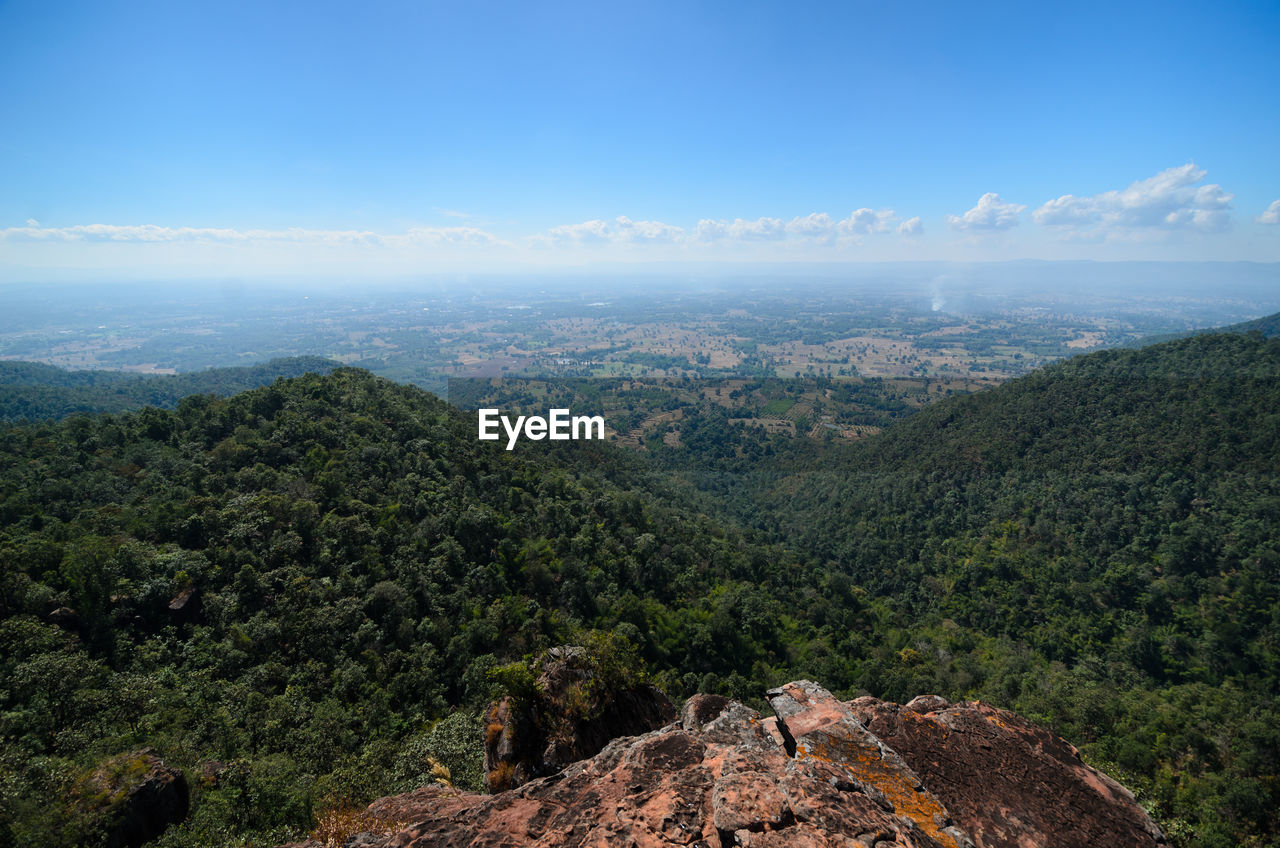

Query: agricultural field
[
  {"left": 0, "top": 279, "right": 1269, "bottom": 402},
  {"left": 452, "top": 373, "right": 1011, "bottom": 450}
]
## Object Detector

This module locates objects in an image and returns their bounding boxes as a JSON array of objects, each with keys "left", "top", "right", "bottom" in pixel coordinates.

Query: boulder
[
  {"left": 281, "top": 681, "right": 1166, "bottom": 848},
  {"left": 47, "top": 605, "right": 80, "bottom": 631},
  {"left": 76, "top": 749, "right": 189, "bottom": 848},
  {"left": 167, "top": 585, "right": 201, "bottom": 623}
]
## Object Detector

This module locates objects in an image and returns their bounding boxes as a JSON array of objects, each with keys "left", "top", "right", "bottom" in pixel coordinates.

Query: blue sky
[{"left": 2, "top": 0, "right": 1279, "bottom": 277}]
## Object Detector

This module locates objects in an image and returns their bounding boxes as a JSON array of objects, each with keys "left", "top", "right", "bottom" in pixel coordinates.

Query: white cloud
[
  {"left": 784, "top": 212, "right": 835, "bottom": 239},
  {"left": 1033, "top": 164, "right": 1232, "bottom": 234},
  {"left": 692, "top": 217, "right": 785, "bottom": 241},
  {"left": 898, "top": 216, "right": 923, "bottom": 236},
  {"left": 613, "top": 216, "right": 685, "bottom": 243},
  {"left": 694, "top": 209, "right": 899, "bottom": 244},
  {"left": 1, "top": 223, "right": 243, "bottom": 242},
  {"left": 399, "top": 226, "right": 506, "bottom": 246},
  {"left": 691, "top": 219, "right": 724, "bottom": 242},
  {"left": 6, "top": 210, "right": 915, "bottom": 256},
  {"left": 536, "top": 219, "right": 611, "bottom": 245},
  {"left": 0, "top": 222, "right": 507, "bottom": 247},
  {"left": 532, "top": 216, "right": 684, "bottom": 247},
  {"left": 947, "top": 193, "right": 1026, "bottom": 231},
  {"left": 1258, "top": 200, "right": 1280, "bottom": 225},
  {"left": 838, "top": 208, "right": 896, "bottom": 237}
]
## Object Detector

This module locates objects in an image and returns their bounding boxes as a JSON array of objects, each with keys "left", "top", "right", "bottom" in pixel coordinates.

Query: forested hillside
[
  {"left": 0, "top": 368, "right": 812, "bottom": 847},
  {"left": 1133, "top": 308, "right": 1280, "bottom": 347},
  {"left": 0, "top": 356, "right": 339, "bottom": 422},
  {"left": 1, "top": 332, "right": 1278, "bottom": 847},
  {"left": 661, "top": 331, "right": 1280, "bottom": 847}
]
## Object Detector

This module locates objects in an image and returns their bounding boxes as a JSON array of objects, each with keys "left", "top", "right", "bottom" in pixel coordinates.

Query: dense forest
[
  {"left": 0, "top": 368, "right": 811, "bottom": 846},
  {"left": 1131, "top": 310, "right": 1280, "bottom": 348},
  {"left": 1, "top": 330, "right": 1278, "bottom": 847},
  {"left": 650, "top": 331, "right": 1280, "bottom": 846},
  {"left": 0, "top": 357, "right": 339, "bottom": 422}
]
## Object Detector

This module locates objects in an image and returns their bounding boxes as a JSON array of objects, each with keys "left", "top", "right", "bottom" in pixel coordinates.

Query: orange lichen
[
  {"left": 796, "top": 733, "right": 962, "bottom": 848},
  {"left": 487, "top": 761, "right": 517, "bottom": 793},
  {"left": 982, "top": 710, "right": 1016, "bottom": 733}
]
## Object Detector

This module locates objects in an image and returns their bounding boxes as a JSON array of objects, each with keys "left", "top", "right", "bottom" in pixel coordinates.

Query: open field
[
  {"left": 1, "top": 281, "right": 1273, "bottom": 401},
  {"left": 451, "top": 372, "right": 1007, "bottom": 451}
]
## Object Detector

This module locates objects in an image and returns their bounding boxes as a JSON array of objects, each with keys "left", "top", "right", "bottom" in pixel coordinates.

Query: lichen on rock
[{"left": 281, "top": 680, "right": 1167, "bottom": 848}]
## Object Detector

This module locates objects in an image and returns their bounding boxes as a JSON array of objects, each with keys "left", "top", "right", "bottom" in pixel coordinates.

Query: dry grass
[
  {"left": 428, "top": 757, "right": 456, "bottom": 793},
  {"left": 309, "top": 804, "right": 410, "bottom": 848}
]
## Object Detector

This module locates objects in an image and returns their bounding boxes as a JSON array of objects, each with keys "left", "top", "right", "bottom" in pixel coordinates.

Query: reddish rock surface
[
  {"left": 766, "top": 681, "right": 971, "bottom": 848},
  {"left": 284, "top": 681, "right": 1165, "bottom": 848},
  {"left": 849, "top": 694, "right": 1168, "bottom": 848}
]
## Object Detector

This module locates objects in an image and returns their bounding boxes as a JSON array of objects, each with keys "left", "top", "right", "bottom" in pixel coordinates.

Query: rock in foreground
[
  {"left": 75, "top": 749, "right": 189, "bottom": 848},
  {"left": 287, "top": 681, "right": 1165, "bottom": 848},
  {"left": 850, "top": 693, "right": 1168, "bottom": 848}
]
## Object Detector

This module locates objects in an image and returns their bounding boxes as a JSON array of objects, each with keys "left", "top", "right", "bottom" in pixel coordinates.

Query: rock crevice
[{"left": 286, "top": 680, "right": 1166, "bottom": 848}]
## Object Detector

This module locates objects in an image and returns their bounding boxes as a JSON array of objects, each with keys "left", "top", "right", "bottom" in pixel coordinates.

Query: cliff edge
[{"left": 287, "top": 680, "right": 1165, "bottom": 848}]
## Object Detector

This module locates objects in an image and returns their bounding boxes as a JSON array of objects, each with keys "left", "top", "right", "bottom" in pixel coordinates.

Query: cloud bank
[
  {"left": 530, "top": 209, "right": 904, "bottom": 249},
  {"left": 1033, "top": 164, "right": 1233, "bottom": 235},
  {"left": 947, "top": 193, "right": 1026, "bottom": 231},
  {"left": 0, "top": 223, "right": 506, "bottom": 247},
  {"left": 3, "top": 165, "right": 1270, "bottom": 271},
  {"left": 695, "top": 209, "right": 899, "bottom": 242}
]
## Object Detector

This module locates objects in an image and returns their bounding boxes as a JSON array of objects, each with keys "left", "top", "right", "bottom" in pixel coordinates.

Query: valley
[{"left": 1, "top": 318, "right": 1278, "bottom": 847}]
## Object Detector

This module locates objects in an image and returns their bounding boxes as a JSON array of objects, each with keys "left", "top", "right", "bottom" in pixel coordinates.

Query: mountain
[
  {"left": 0, "top": 356, "right": 341, "bottom": 421},
  {"left": 1217, "top": 311, "right": 1280, "bottom": 337},
  {"left": 701, "top": 331, "right": 1280, "bottom": 846},
  {"left": 1, "top": 331, "right": 1278, "bottom": 847},
  {"left": 1133, "top": 309, "right": 1280, "bottom": 347},
  {"left": 0, "top": 367, "right": 807, "bottom": 847}
]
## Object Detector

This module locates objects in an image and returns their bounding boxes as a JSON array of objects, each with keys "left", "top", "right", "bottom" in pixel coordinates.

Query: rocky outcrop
[
  {"left": 766, "top": 681, "right": 971, "bottom": 848},
  {"left": 47, "top": 605, "right": 80, "bottom": 631},
  {"left": 483, "top": 645, "right": 676, "bottom": 792},
  {"left": 849, "top": 694, "right": 1167, "bottom": 847},
  {"left": 76, "top": 749, "right": 189, "bottom": 848},
  {"left": 284, "top": 681, "right": 1165, "bottom": 848}
]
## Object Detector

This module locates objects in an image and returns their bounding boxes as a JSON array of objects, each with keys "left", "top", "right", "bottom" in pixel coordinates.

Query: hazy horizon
[{"left": 2, "top": 260, "right": 1278, "bottom": 305}]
